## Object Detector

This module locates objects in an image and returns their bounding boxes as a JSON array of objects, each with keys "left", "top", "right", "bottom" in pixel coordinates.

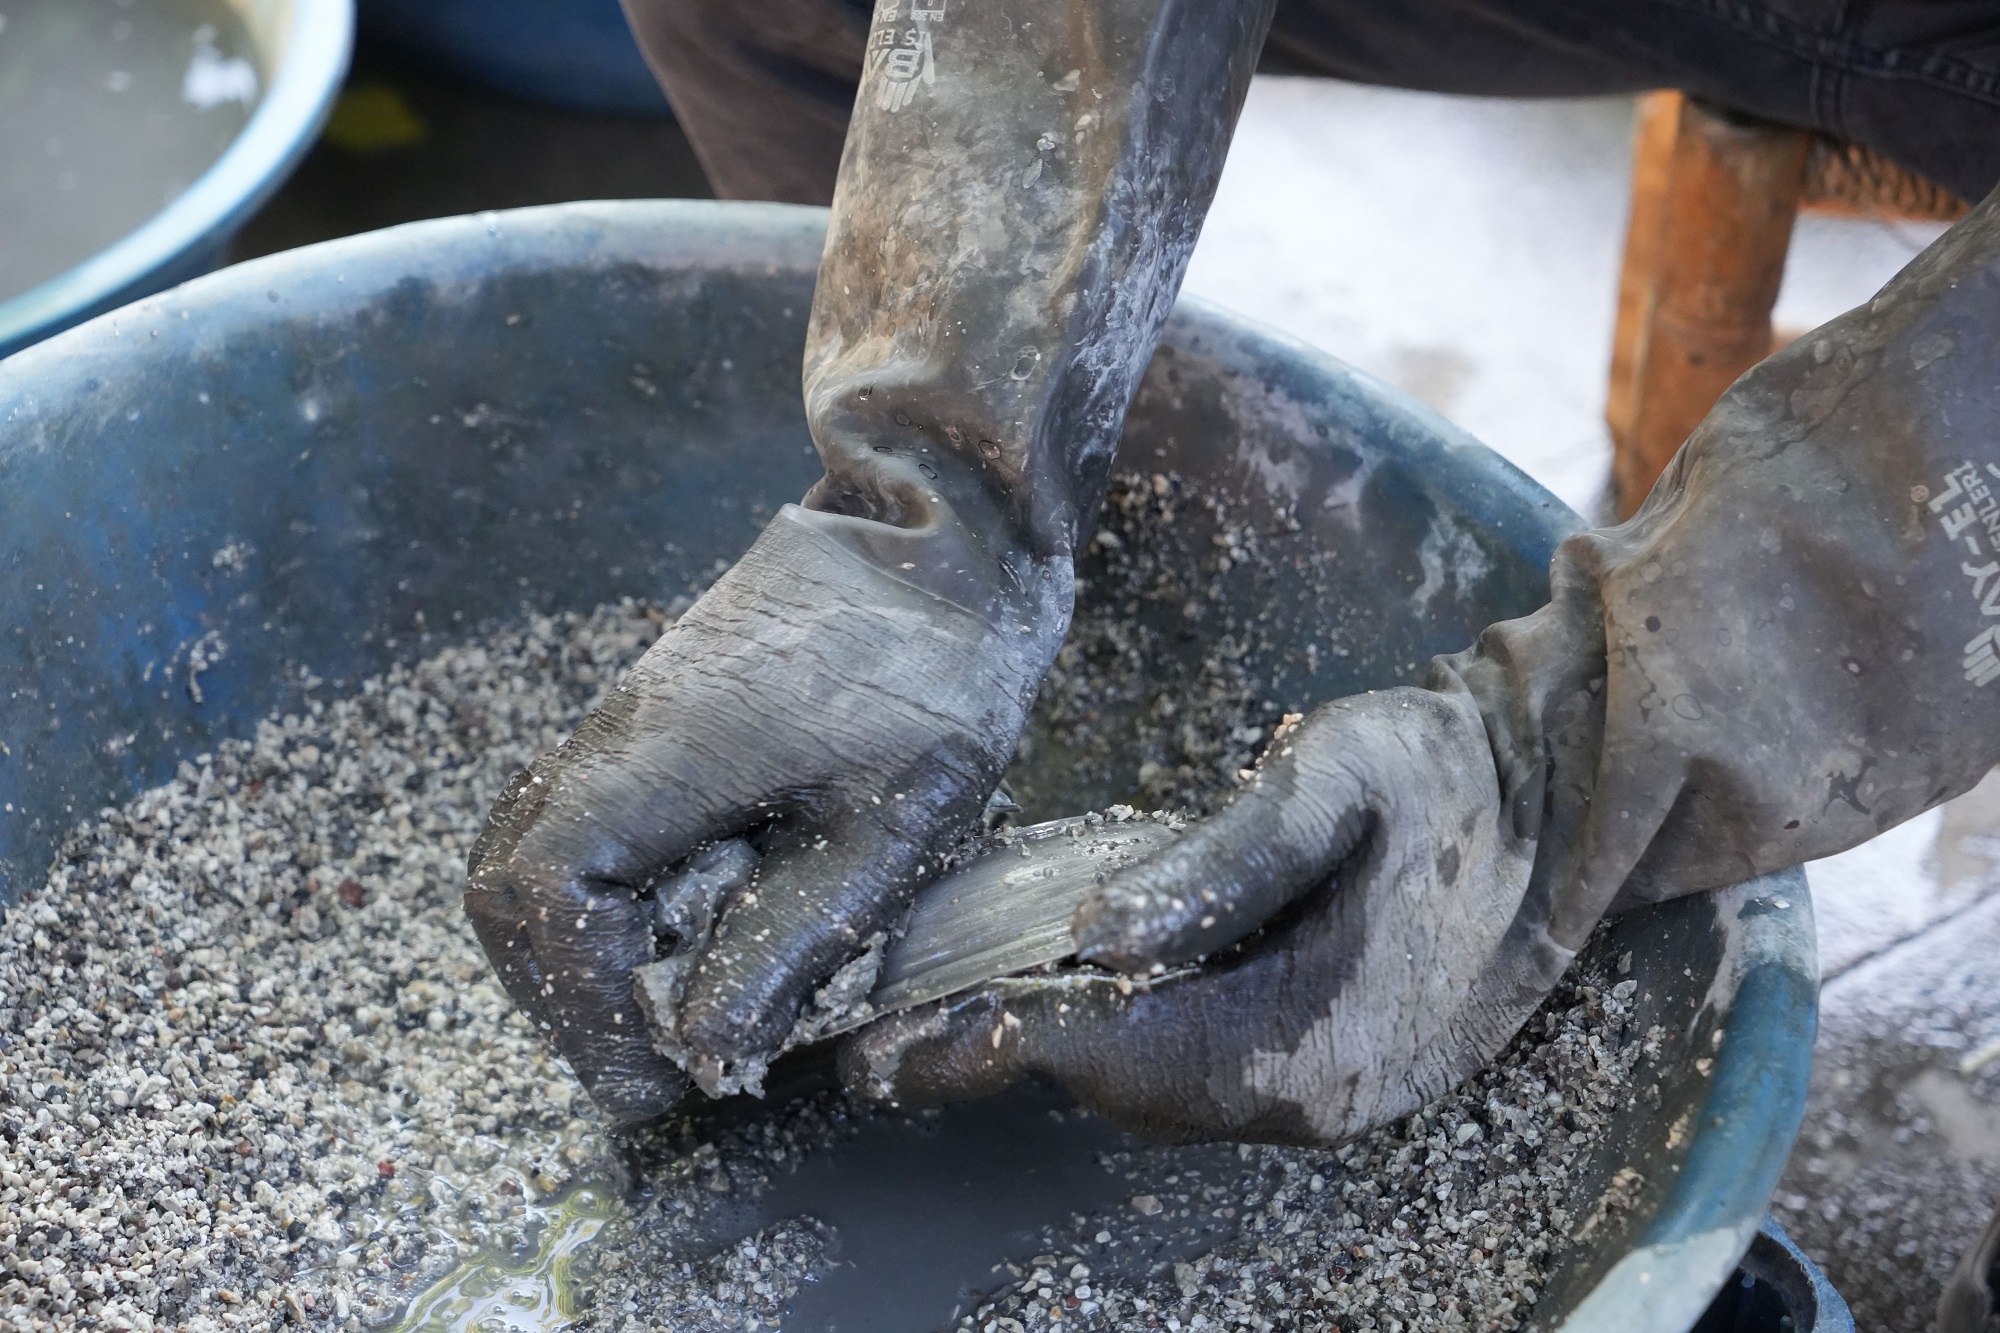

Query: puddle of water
[
  {"left": 770, "top": 1088, "right": 1148, "bottom": 1329},
  {"left": 381, "top": 1085, "right": 1258, "bottom": 1333},
  {"left": 673, "top": 1081, "right": 1251, "bottom": 1333},
  {"left": 390, "top": 1185, "right": 622, "bottom": 1333}
]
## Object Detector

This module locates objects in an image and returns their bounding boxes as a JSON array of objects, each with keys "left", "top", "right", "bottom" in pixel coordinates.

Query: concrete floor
[{"left": 234, "top": 55, "right": 1994, "bottom": 1329}]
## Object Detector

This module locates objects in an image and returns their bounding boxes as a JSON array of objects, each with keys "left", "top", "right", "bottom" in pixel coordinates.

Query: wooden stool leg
[
  {"left": 1606, "top": 92, "right": 1810, "bottom": 518},
  {"left": 1605, "top": 91, "right": 1682, "bottom": 459}
]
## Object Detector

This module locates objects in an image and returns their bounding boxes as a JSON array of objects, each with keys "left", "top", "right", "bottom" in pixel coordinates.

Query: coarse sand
[{"left": 2, "top": 597, "right": 1656, "bottom": 1333}]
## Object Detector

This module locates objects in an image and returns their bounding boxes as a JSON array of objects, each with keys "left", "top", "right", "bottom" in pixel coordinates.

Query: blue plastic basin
[
  {"left": 356, "top": 0, "right": 671, "bottom": 116},
  {"left": 0, "top": 200, "right": 1821, "bottom": 1331}
]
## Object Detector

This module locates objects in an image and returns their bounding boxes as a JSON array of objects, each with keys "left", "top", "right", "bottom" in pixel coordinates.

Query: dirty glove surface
[
  {"left": 466, "top": 0, "right": 1273, "bottom": 1124},
  {"left": 843, "top": 689, "right": 1565, "bottom": 1145},
  {"left": 465, "top": 510, "right": 1045, "bottom": 1123},
  {"left": 855, "top": 180, "right": 2000, "bottom": 1147}
]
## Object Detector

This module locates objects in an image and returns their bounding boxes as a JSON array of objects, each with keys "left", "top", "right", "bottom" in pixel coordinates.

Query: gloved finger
[
  {"left": 650, "top": 837, "right": 760, "bottom": 945},
  {"left": 677, "top": 799, "right": 955, "bottom": 1071},
  {"left": 472, "top": 857, "right": 686, "bottom": 1127},
  {"left": 1074, "top": 698, "right": 1390, "bottom": 972},
  {"left": 464, "top": 881, "right": 551, "bottom": 1027},
  {"left": 484, "top": 721, "right": 779, "bottom": 1122},
  {"left": 511, "top": 860, "right": 688, "bottom": 1125},
  {"left": 840, "top": 989, "right": 1047, "bottom": 1108},
  {"left": 465, "top": 767, "right": 558, "bottom": 1034}
]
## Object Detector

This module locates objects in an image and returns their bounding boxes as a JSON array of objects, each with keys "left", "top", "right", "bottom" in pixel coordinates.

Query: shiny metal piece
[{"left": 828, "top": 817, "right": 1179, "bottom": 1031}]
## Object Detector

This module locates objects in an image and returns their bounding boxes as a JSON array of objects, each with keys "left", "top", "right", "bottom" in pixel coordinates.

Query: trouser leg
[
  {"left": 619, "top": 0, "right": 870, "bottom": 203},
  {"left": 626, "top": 0, "right": 2000, "bottom": 207},
  {"left": 1263, "top": 0, "right": 2000, "bottom": 204}
]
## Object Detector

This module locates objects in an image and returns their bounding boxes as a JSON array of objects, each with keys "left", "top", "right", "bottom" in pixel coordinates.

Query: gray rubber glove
[
  {"left": 848, "top": 182, "right": 2000, "bottom": 1145},
  {"left": 466, "top": 0, "right": 1275, "bottom": 1123},
  {"left": 844, "top": 690, "right": 1561, "bottom": 1145},
  {"left": 465, "top": 514, "right": 1049, "bottom": 1120}
]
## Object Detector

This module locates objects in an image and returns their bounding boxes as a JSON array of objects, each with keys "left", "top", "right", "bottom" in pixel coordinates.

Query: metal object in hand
[{"left": 850, "top": 816, "right": 1178, "bottom": 1029}]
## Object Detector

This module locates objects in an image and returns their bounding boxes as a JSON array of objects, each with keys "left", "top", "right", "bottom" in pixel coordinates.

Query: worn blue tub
[{"left": 0, "top": 200, "right": 1825, "bottom": 1330}]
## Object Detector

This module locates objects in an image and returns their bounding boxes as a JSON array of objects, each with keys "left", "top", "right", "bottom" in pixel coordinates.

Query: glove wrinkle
[
  {"left": 805, "top": 0, "right": 1277, "bottom": 585},
  {"left": 1440, "top": 182, "right": 2000, "bottom": 941}
]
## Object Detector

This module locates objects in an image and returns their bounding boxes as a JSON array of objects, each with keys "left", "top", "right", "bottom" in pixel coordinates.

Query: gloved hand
[
  {"left": 844, "top": 689, "right": 1565, "bottom": 1144},
  {"left": 467, "top": 0, "right": 1275, "bottom": 1122},
  {"left": 848, "top": 182, "right": 2000, "bottom": 1144},
  {"left": 465, "top": 510, "right": 1049, "bottom": 1119}
]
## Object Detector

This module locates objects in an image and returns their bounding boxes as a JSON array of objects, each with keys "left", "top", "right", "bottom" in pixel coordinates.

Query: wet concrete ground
[{"left": 235, "top": 49, "right": 1994, "bottom": 1330}]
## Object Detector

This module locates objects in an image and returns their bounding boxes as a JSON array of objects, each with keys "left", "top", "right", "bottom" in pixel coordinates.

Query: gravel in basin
[{"left": 2, "top": 596, "right": 1652, "bottom": 1333}]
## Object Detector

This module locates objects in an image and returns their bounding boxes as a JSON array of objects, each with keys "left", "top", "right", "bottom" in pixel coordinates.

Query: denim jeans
[{"left": 622, "top": 0, "right": 2000, "bottom": 204}]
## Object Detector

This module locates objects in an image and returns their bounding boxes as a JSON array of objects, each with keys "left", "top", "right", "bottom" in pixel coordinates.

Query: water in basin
[{"left": 0, "top": 0, "right": 259, "bottom": 302}]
